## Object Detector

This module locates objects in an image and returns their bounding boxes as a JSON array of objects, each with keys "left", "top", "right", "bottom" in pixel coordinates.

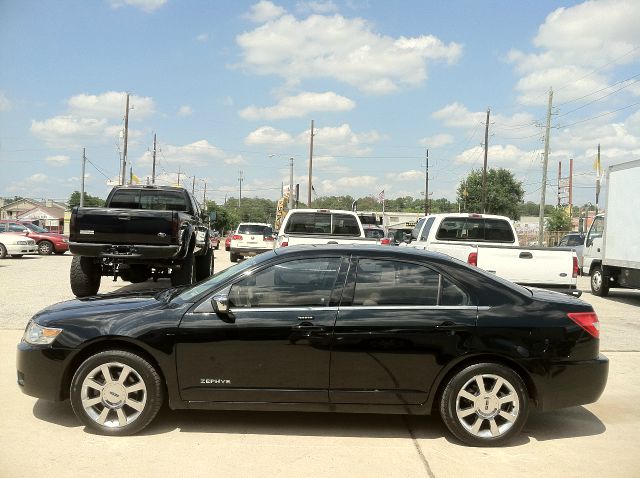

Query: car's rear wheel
[
  {"left": 38, "top": 240, "right": 54, "bottom": 255},
  {"left": 70, "top": 350, "right": 163, "bottom": 436},
  {"left": 0, "top": 244, "right": 6, "bottom": 259},
  {"left": 590, "top": 265, "right": 610, "bottom": 296},
  {"left": 70, "top": 256, "right": 102, "bottom": 297},
  {"left": 440, "top": 363, "right": 529, "bottom": 447}
]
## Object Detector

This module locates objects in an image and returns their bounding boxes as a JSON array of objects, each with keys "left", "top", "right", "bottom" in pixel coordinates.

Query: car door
[
  {"left": 329, "top": 256, "right": 477, "bottom": 405},
  {"left": 176, "top": 255, "right": 348, "bottom": 403}
]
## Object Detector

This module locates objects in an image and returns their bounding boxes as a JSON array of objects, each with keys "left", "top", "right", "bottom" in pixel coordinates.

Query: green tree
[
  {"left": 457, "top": 168, "right": 524, "bottom": 219},
  {"left": 546, "top": 207, "right": 572, "bottom": 231},
  {"left": 68, "top": 191, "right": 105, "bottom": 207}
]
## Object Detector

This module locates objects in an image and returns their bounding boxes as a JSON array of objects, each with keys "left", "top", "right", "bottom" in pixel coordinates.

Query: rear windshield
[
  {"left": 284, "top": 212, "right": 361, "bottom": 236},
  {"left": 436, "top": 217, "right": 515, "bottom": 243},
  {"left": 364, "top": 228, "right": 385, "bottom": 239},
  {"left": 238, "top": 224, "right": 271, "bottom": 235},
  {"left": 109, "top": 189, "right": 190, "bottom": 212}
]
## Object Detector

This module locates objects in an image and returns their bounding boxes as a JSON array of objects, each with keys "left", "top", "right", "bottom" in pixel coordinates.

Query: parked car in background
[
  {"left": 0, "top": 220, "right": 69, "bottom": 255},
  {"left": 362, "top": 225, "right": 391, "bottom": 244},
  {"left": 229, "top": 223, "right": 274, "bottom": 262},
  {"left": 209, "top": 230, "right": 220, "bottom": 250},
  {"left": 224, "top": 233, "right": 232, "bottom": 251},
  {"left": 0, "top": 232, "right": 37, "bottom": 258},
  {"left": 558, "top": 233, "right": 585, "bottom": 269},
  {"left": 17, "top": 245, "right": 608, "bottom": 446}
]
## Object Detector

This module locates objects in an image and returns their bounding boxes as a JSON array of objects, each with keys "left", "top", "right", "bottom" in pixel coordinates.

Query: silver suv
[{"left": 229, "top": 223, "right": 275, "bottom": 262}]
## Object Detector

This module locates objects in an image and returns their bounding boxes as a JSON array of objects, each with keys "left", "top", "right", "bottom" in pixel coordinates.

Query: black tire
[
  {"left": 0, "top": 243, "right": 6, "bottom": 259},
  {"left": 170, "top": 251, "right": 195, "bottom": 286},
  {"left": 11, "top": 254, "right": 23, "bottom": 258},
  {"left": 195, "top": 247, "right": 213, "bottom": 281},
  {"left": 38, "top": 240, "right": 54, "bottom": 255},
  {"left": 590, "top": 265, "right": 610, "bottom": 297},
  {"left": 440, "top": 362, "right": 529, "bottom": 447},
  {"left": 230, "top": 252, "right": 238, "bottom": 263},
  {"left": 70, "top": 256, "right": 102, "bottom": 297},
  {"left": 120, "top": 265, "right": 151, "bottom": 284},
  {"left": 70, "top": 350, "right": 164, "bottom": 436}
]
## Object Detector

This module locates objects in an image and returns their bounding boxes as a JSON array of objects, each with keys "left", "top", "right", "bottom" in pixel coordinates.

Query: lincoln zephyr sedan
[{"left": 17, "top": 245, "right": 608, "bottom": 446}]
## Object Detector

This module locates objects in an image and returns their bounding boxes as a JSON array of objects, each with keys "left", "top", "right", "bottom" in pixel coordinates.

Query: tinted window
[
  {"left": 420, "top": 217, "right": 435, "bottom": 241},
  {"left": 9, "top": 223, "right": 26, "bottom": 232},
  {"left": 588, "top": 216, "right": 604, "bottom": 240},
  {"left": 364, "top": 228, "right": 385, "bottom": 239},
  {"left": 411, "top": 217, "right": 425, "bottom": 240},
  {"left": 0, "top": 224, "right": 6, "bottom": 232},
  {"left": 353, "top": 259, "right": 440, "bottom": 306},
  {"left": 440, "top": 277, "right": 472, "bottom": 306},
  {"left": 109, "top": 189, "right": 189, "bottom": 212},
  {"left": 331, "top": 214, "right": 360, "bottom": 235},
  {"left": 23, "top": 223, "right": 48, "bottom": 233},
  {"left": 284, "top": 212, "right": 331, "bottom": 234},
  {"left": 566, "top": 235, "right": 584, "bottom": 246},
  {"left": 436, "top": 217, "right": 514, "bottom": 243},
  {"left": 229, "top": 257, "right": 341, "bottom": 308},
  {"left": 238, "top": 224, "right": 270, "bottom": 235}
]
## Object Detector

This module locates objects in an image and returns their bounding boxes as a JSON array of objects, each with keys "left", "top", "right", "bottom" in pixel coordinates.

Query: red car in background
[
  {"left": 0, "top": 220, "right": 69, "bottom": 255},
  {"left": 225, "top": 232, "right": 232, "bottom": 251}
]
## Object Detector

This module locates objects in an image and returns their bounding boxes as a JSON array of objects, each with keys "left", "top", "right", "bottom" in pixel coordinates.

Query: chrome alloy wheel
[
  {"left": 591, "top": 270, "right": 602, "bottom": 290},
  {"left": 80, "top": 362, "right": 147, "bottom": 428},
  {"left": 455, "top": 374, "right": 520, "bottom": 438}
]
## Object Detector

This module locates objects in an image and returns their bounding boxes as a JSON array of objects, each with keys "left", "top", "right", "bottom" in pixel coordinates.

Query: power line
[
  {"left": 556, "top": 77, "right": 640, "bottom": 118},
  {"left": 556, "top": 101, "right": 640, "bottom": 128},
  {"left": 556, "top": 72, "right": 640, "bottom": 107}
]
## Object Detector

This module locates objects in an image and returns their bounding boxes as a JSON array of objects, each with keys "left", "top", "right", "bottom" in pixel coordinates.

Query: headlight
[{"left": 23, "top": 321, "right": 63, "bottom": 345}]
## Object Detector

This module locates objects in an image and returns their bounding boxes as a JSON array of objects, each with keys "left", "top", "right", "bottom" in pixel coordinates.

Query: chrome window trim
[
  {"left": 231, "top": 306, "right": 340, "bottom": 312},
  {"left": 338, "top": 305, "right": 478, "bottom": 311}
]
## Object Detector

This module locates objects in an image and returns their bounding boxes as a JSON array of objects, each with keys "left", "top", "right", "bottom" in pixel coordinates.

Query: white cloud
[
  {"left": 319, "top": 175, "right": 376, "bottom": 193},
  {"left": 508, "top": 0, "right": 640, "bottom": 105},
  {"left": 244, "top": 126, "right": 294, "bottom": 145},
  {"left": 0, "top": 91, "right": 11, "bottom": 112},
  {"left": 178, "top": 105, "right": 193, "bottom": 117},
  {"left": 245, "top": 1, "right": 286, "bottom": 22},
  {"left": 392, "top": 170, "right": 423, "bottom": 181},
  {"left": 45, "top": 155, "right": 70, "bottom": 167},
  {"left": 296, "top": 1, "right": 338, "bottom": 14},
  {"left": 419, "top": 133, "right": 454, "bottom": 148},
  {"left": 31, "top": 116, "right": 108, "bottom": 147},
  {"left": 224, "top": 154, "right": 247, "bottom": 165},
  {"left": 108, "top": 0, "right": 167, "bottom": 13},
  {"left": 299, "top": 123, "right": 385, "bottom": 156},
  {"left": 455, "top": 144, "right": 532, "bottom": 166},
  {"left": 139, "top": 140, "right": 226, "bottom": 166},
  {"left": 68, "top": 91, "right": 154, "bottom": 120},
  {"left": 239, "top": 91, "right": 355, "bottom": 120},
  {"left": 237, "top": 8, "right": 462, "bottom": 94},
  {"left": 222, "top": 96, "right": 234, "bottom": 107},
  {"left": 29, "top": 173, "right": 47, "bottom": 182},
  {"left": 195, "top": 33, "right": 209, "bottom": 42}
]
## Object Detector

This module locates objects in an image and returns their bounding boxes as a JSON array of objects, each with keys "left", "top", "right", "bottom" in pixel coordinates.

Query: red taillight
[
  {"left": 468, "top": 251, "right": 478, "bottom": 266},
  {"left": 232, "top": 235, "right": 243, "bottom": 240},
  {"left": 280, "top": 241, "right": 289, "bottom": 247},
  {"left": 263, "top": 236, "right": 274, "bottom": 241},
  {"left": 572, "top": 256, "right": 579, "bottom": 278},
  {"left": 567, "top": 312, "right": 600, "bottom": 338},
  {"left": 380, "top": 238, "right": 391, "bottom": 245}
]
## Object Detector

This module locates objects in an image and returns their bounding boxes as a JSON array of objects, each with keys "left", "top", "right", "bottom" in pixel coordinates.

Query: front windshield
[
  {"left": 23, "top": 223, "right": 48, "bottom": 233},
  {"left": 176, "top": 253, "right": 270, "bottom": 302}
]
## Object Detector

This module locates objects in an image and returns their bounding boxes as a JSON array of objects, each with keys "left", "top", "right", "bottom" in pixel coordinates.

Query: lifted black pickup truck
[{"left": 69, "top": 185, "right": 212, "bottom": 297}]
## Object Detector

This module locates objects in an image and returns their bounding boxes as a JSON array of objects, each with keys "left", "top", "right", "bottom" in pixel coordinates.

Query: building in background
[{"left": 0, "top": 198, "right": 66, "bottom": 233}]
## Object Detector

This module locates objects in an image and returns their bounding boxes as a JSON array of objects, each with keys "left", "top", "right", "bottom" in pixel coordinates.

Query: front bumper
[
  {"left": 53, "top": 241, "right": 70, "bottom": 253},
  {"left": 5, "top": 243, "right": 37, "bottom": 255},
  {"left": 16, "top": 340, "right": 72, "bottom": 401},
  {"left": 535, "top": 354, "right": 609, "bottom": 411}
]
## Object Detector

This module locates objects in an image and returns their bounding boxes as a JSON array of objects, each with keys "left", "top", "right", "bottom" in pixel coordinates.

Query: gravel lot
[{"left": 1, "top": 251, "right": 639, "bottom": 477}]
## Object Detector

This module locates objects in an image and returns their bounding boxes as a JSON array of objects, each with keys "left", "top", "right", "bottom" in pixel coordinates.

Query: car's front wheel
[
  {"left": 38, "top": 240, "right": 54, "bottom": 255},
  {"left": 439, "top": 363, "right": 529, "bottom": 447},
  {"left": 70, "top": 350, "right": 164, "bottom": 436}
]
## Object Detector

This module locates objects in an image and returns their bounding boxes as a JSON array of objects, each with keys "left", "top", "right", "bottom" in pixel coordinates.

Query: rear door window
[{"left": 436, "top": 217, "right": 514, "bottom": 243}]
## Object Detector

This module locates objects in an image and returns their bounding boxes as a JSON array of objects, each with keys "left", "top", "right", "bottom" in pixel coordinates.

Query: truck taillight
[
  {"left": 380, "top": 238, "right": 391, "bottom": 246},
  {"left": 263, "top": 236, "right": 274, "bottom": 241},
  {"left": 280, "top": 241, "right": 288, "bottom": 247},
  {"left": 467, "top": 251, "right": 478, "bottom": 266},
  {"left": 567, "top": 312, "right": 600, "bottom": 338},
  {"left": 572, "top": 256, "right": 579, "bottom": 278},
  {"left": 232, "top": 235, "right": 243, "bottom": 240}
]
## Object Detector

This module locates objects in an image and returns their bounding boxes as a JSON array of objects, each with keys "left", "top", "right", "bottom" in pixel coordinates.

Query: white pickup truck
[
  {"left": 404, "top": 213, "right": 579, "bottom": 294},
  {"left": 275, "top": 209, "right": 390, "bottom": 248}
]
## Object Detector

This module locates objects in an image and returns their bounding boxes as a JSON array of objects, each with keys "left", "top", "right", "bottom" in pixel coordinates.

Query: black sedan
[{"left": 17, "top": 245, "right": 608, "bottom": 446}]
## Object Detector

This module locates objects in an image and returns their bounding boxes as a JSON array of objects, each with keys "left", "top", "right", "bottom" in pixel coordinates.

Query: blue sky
[{"left": 1, "top": 0, "right": 639, "bottom": 207}]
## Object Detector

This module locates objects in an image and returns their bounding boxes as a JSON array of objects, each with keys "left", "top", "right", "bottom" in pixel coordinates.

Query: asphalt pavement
[{"left": 1, "top": 251, "right": 639, "bottom": 477}]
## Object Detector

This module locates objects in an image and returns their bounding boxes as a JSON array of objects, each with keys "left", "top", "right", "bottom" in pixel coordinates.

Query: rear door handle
[{"left": 519, "top": 252, "right": 533, "bottom": 259}]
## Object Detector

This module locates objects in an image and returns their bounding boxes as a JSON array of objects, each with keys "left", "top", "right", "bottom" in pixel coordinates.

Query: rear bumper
[
  {"left": 536, "top": 354, "right": 609, "bottom": 411},
  {"left": 230, "top": 246, "right": 273, "bottom": 256},
  {"left": 69, "top": 242, "right": 180, "bottom": 260}
]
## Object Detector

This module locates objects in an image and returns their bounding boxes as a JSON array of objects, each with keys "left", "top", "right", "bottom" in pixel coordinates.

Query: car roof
[{"left": 272, "top": 243, "right": 453, "bottom": 263}]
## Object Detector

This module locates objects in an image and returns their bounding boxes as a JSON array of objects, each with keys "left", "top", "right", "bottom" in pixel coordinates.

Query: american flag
[{"left": 378, "top": 189, "right": 385, "bottom": 203}]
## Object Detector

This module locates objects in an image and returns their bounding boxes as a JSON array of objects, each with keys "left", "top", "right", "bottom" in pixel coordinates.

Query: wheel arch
[
  {"left": 588, "top": 260, "right": 602, "bottom": 275},
  {"left": 60, "top": 337, "right": 168, "bottom": 401},
  {"left": 426, "top": 353, "right": 539, "bottom": 413}
]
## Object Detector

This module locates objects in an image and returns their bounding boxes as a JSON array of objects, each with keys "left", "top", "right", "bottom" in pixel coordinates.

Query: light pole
[{"left": 289, "top": 157, "right": 294, "bottom": 210}]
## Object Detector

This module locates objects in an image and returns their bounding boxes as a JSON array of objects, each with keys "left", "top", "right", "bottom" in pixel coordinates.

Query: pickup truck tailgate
[
  {"left": 71, "top": 208, "right": 176, "bottom": 245},
  {"left": 476, "top": 246, "right": 575, "bottom": 286}
]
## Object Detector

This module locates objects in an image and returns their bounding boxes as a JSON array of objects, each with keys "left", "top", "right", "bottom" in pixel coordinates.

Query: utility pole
[
  {"left": 177, "top": 167, "right": 181, "bottom": 186},
  {"left": 151, "top": 132, "right": 157, "bottom": 184},
  {"left": 569, "top": 158, "right": 573, "bottom": 221},
  {"left": 192, "top": 176, "right": 196, "bottom": 195},
  {"left": 238, "top": 170, "right": 243, "bottom": 209},
  {"left": 203, "top": 181, "right": 207, "bottom": 208},
  {"left": 289, "top": 158, "right": 294, "bottom": 210},
  {"left": 308, "top": 120, "right": 315, "bottom": 207},
  {"left": 538, "top": 88, "right": 553, "bottom": 245},
  {"left": 424, "top": 149, "right": 429, "bottom": 215},
  {"left": 557, "top": 160, "right": 562, "bottom": 207},
  {"left": 482, "top": 108, "right": 490, "bottom": 213},
  {"left": 80, "top": 148, "right": 86, "bottom": 207},
  {"left": 120, "top": 93, "right": 130, "bottom": 185},
  {"left": 595, "top": 144, "right": 601, "bottom": 217}
]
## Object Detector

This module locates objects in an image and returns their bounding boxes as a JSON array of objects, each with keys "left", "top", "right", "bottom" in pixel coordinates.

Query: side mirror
[
  {"left": 586, "top": 238, "right": 592, "bottom": 247},
  {"left": 403, "top": 233, "right": 412, "bottom": 244},
  {"left": 211, "top": 293, "right": 235, "bottom": 323}
]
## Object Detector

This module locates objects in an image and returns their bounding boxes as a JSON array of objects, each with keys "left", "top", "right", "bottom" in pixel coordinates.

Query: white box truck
[{"left": 583, "top": 159, "right": 640, "bottom": 296}]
